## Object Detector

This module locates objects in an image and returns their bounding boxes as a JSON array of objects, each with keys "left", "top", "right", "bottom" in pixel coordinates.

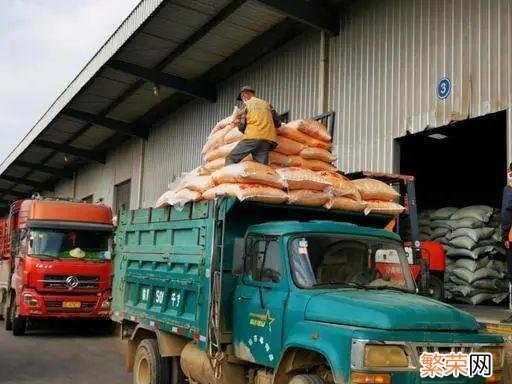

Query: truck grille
[
  {"left": 42, "top": 275, "right": 100, "bottom": 290},
  {"left": 415, "top": 344, "right": 475, "bottom": 356},
  {"left": 45, "top": 301, "right": 96, "bottom": 312}
]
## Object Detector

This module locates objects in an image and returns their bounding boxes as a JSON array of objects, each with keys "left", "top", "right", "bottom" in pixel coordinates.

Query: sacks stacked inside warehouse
[
  {"left": 155, "top": 116, "right": 405, "bottom": 216},
  {"left": 403, "top": 206, "right": 508, "bottom": 305}
]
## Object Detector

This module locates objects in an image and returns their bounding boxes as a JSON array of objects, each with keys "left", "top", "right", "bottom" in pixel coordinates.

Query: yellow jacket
[{"left": 238, "top": 97, "right": 278, "bottom": 142}]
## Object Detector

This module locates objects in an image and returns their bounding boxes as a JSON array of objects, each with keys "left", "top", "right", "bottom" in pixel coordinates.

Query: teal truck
[{"left": 112, "top": 198, "right": 505, "bottom": 384}]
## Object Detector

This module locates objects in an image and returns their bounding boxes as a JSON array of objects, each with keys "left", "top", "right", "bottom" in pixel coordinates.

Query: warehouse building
[{"left": 1, "top": 0, "right": 511, "bottom": 215}]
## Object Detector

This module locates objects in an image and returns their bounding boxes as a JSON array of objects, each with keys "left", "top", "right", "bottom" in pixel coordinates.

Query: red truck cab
[{"left": 0, "top": 197, "right": 114, "bottom": 335}]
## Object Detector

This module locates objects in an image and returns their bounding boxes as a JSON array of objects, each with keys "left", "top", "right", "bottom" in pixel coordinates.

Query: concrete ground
[{"left": 0, "top": 320, "right": 130, "bottom": 384}]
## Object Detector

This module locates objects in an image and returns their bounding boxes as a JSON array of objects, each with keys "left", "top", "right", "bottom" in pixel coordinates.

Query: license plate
[{"left": 62, "top": 301, "right": 81, "bottom": 308}]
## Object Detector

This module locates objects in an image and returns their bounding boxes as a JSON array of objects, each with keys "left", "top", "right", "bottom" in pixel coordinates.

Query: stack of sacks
[
  {"left": 444, "top": 257, "right": 508, "bottom": 305},
  {"left": 203, "top": 162, "right": 288, "bottom": 203},
  {"left": 155, "top": 167, "right": 212, "bottom": 208},
  {"left": 435, "top": 206, "right": 505, "bottom": 260},
  {"left": 351, "top": 178, "right": 405, "bottom": 215},
  {"left": 320, "top": 171, "right": 367, "bottom": 211},
  {"left": 424, "top": 205, "right": 507, "bottom": 305},
  {"left": 270, "top": 120, "right": 337, "bottom": 172},
  {"left": 429, "top": 207, "right": 459, "bottom": 246},
  {"left": 201, "top": 114, "right": 244, "bottom": 172},
  {"left": 201, "top": 117, "right": 339, "bottom": 207},
  {"left": 156, "top": 115, "right": 404, "bottom": 214}
]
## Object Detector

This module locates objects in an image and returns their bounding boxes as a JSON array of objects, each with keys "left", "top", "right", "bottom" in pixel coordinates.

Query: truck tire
[
  {"left": 4, "top": 303, "right": 13, "bottom": 331},
  {"left": 427, "top": 275, "right": 444, "bottom": 301},
  {"left": 289, "top": 374, "right": 324, "bottom": 384},
  {"left": 134, "top": 339, "right": 170, "bottom": 384},
  {"left": 11, "top": 303, "right": 26, "bottom": 336}
]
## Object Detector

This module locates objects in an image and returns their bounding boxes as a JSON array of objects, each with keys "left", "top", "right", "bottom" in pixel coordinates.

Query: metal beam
[
  {"left": 0, "top": 188, "right": 28, "bottom": 198},
  {"left": 106, "top": 60, "right": 217, "bottom": 102},
  {"left": 203, "top": 19, "right": 307, "bottom": 83},
  {"left": 157, "top": 0, "right": 248, "bottom": 67},
  {"left": 13, "top": 160, "right": 74, "bottom": 179},
  {"left": 138, "top": 19, "right": 307, "bottom": 128},
  {"left": 62, "top": 108, "right": 148, "bottom": 139},
  {"left": 256, "top": 0, "right": 339, "bottom": 35},
  {"left": 67, "top": 0, "right": 245, "bottom": 147},
  {"left": 34, "top": 140, "right": 106, "bottom": 164},
  {"left": 1, "top": 175, "right": 47, "bottom": 189}
]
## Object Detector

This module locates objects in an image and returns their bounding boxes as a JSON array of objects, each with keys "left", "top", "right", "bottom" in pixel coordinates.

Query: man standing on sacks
[{"left": 225, "top": 86, "right": 281, "bottom": 166}]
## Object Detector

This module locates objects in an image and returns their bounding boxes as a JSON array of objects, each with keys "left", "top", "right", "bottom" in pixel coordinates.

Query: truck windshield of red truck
[{"left": 27, "top": 228, "right": 111, "bottom": 261}]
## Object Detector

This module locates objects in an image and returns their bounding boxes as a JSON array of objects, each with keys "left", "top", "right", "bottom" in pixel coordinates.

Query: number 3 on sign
[{"left": 437, "top": 77, "right": 451, "bottom": 100}]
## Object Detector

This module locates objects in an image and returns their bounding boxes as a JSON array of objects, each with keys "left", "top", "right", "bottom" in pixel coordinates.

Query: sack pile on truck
[
  {"left": 155, "top": 114, "right": 404, "bottom": 215},
  {"left": 402, "top": 205, "right": 508, "bottom": 305},
  {"left": 351, "top": 178, "right": 405, "bottom": 215},
  {"left": 271, "top": 119, "right": 337, "bottom": 172}
]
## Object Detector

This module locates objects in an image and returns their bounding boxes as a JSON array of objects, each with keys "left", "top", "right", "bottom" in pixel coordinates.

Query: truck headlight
[
  {"left": 364, "top": 345, "right": 409, "bottom": 368},
  {"left": 23, "top": 293, "right": 39, "bottom": 307},
  {"left": 476, "top": 346, "right": 504, "bottom": 369}
]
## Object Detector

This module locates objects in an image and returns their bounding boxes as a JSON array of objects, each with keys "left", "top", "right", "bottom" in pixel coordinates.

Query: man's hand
[
  {"left": 230, "top": 107, "right": 242, "bottom": 127},
  {"left": 505, "top": 240, "right": 510, "bottom": 249}
]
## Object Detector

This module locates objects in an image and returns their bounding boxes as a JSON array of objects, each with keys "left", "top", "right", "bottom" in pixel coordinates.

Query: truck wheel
[
  {"left": 427, "top": 275, "right": 444, "bottom": 301},
  {"left": 289, "top": 374, "right": 324, "bottom": 384},
  {"left": 11, "top": 303, "right": 26, "bottom": 336},
  {"left": 133, "top": 339, "right": 170, "bottom": 384}
]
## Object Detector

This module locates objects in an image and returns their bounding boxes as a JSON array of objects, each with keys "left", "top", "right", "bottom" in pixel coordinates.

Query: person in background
[
  {"left": 225, "top": 86, "right": 281, "bottom": 165},
  {"left": 502, "top": 163, "right": 512, "bottom": 272},
  {"left": 501, "top": 163, "right": 512, "bottom": 323}
]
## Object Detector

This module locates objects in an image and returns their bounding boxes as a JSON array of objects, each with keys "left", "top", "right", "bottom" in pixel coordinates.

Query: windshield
[
  {"left": 28, "top": 228, "right": 111, "bottom": 261},
  {"left": 289, "top": 234, "right": 415, "bottom": 292}
]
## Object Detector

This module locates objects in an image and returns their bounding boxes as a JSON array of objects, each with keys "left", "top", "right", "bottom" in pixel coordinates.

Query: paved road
[{"left": 0, "top": 320, "right": 131, "bottom": 384}]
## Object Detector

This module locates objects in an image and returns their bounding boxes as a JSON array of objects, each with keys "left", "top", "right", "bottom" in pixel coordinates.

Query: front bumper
[
  {"left": 350, "top": 339, "right": 504, "bottom": 384},
  {"left": 349, "top": 371, "right": 500, "bottom": 383},
  {"left": 19, "top": 288, "right": 112, "bottom": 319}
]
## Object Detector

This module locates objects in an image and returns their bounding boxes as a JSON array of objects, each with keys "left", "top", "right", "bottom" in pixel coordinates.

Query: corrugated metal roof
[{"left": 0, "top": 0, "right": 341, "bottom": 207}]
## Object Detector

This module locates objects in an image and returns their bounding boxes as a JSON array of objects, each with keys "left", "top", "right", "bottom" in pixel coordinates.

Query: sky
[{"left": 0, "top": 0, "right": 140, "bottom": 161}]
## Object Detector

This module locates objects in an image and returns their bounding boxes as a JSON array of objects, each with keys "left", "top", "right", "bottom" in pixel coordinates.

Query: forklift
[{"left": 345, "top": 171, "right": 446, "bottom": 300}]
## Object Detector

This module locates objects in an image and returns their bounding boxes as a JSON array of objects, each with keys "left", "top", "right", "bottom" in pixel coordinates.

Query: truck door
[{"left": 233, "top": 235, "right": 288, "bottom": 368}]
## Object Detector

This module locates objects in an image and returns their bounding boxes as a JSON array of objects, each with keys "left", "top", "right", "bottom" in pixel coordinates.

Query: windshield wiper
[
  {"left": 364, "top": 285, "right": 413, "bottom": 293},
  {"left": 311, "top": 281, "right": 368, "bottom": 289},
  {"left": 30, "top": 254, "right": 58, "bottom": 260}
]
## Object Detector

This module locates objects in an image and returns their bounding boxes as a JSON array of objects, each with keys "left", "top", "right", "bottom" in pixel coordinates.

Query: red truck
[{"left": 0, "top": 197, "right": 114, "bottom": 335}]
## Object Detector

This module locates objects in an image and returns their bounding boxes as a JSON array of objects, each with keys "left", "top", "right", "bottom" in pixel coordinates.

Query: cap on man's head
[{"left": 237, "top": 85, "right": 255, "bottom": 101}]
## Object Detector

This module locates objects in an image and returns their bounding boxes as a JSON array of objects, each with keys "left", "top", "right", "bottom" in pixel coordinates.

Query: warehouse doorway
[
  {"left": 396, "top": 111, "right": 509, "bottom": 321},
  {"left": 396, "top": 111, "right": 507, "bottom": 211}
]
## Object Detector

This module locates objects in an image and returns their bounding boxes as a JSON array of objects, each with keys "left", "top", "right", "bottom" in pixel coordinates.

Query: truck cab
[
  {"left": 113, "top": 199, "right": 505, "bottom": 384},
  {"left": 0, "top": 198, "right": 114, "bottom": 335},
  {"left": 233, "top": 221, "right": 504, "bottom": 383}
]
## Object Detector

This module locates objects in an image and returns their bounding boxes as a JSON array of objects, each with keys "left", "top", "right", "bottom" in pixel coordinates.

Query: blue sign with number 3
[{"left": 437, "top": 77, "right": 451, "bottom": 100}]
